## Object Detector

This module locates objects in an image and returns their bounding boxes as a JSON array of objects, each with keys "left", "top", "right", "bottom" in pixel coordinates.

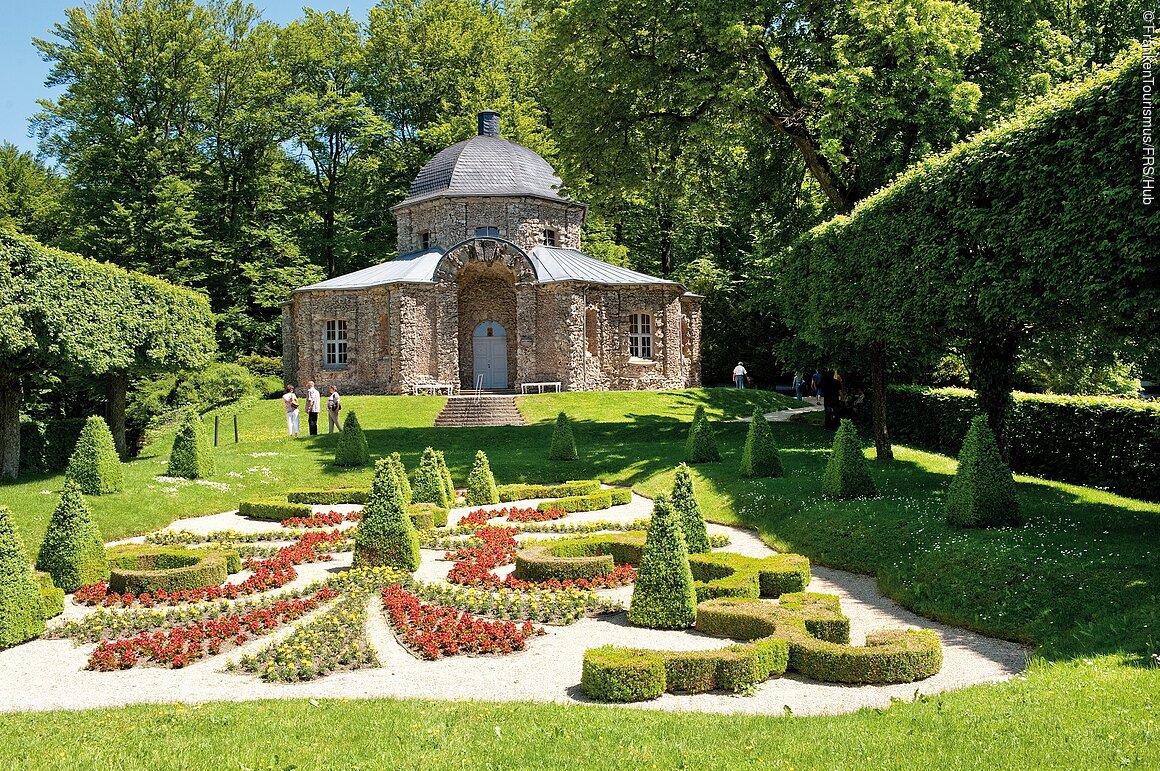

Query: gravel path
[{"left": 0, "top": 494, "right": 1027, "bottom": 716}]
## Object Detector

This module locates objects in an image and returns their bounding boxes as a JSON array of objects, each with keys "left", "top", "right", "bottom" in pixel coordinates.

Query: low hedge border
[
  {"left": 534, "top": 488, "right": 632, "bottom": 513},
  {"left": 106, "top": 545, "right": 242, "bottom": 595},
  {"left": 688, "top": 552, "right": 812, "bottom": 602},
  {"left": 286, "top": 488, "right": 369, "bottom": 505},
  {"left": 498, "top": 480, "right": 601, "bottom": 502},
  {"left": 513, "top": 533, "right": 646, "bottom": 582},
  {"left": 238, "top": 498, "right": 313, "bottom": 521},
  {"left": 407, "top": 503, "right": 449, "bottom": 531},
  {"left": 36, "top": 572, "right": 64, "bottom": 619}
]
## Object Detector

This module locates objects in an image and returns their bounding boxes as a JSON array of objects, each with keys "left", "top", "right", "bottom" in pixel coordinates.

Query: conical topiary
[
  {"left": 435, "top": 450, "right": 456, "bottom": 503},
  {"left": 168, "top": 412, "right": 215, "bottom": 479},
  {"left": 822, "top": 419, "right": 877, "bottom": 499},
  {"left": 64, "top": 416, "right": 123, "bottom": 494},
  {"left": 465, "top": 450, "right": 499, "bottom": 506},
  {"left": 740, "top": 409, "right": 783, "bottom": 478},
  {"left": 670, "top": 464, "right": 710, "bottom": 554},
  {"left": 353, "top": 457, "right": 421, "bottom": 571},
  {"left": 685, "top": 406, "right": 721, "bottom": 463},
  {"left": 945, "top": 416, "right": 1021, "bottom": 528},
  {"left": 0, "top": 505, "right": 46, "bottom": 649},
  {"left": 411, "top": 447, "right": 450, "bottom": 508},
  {"left": 628, "top": 494, "right": 697, "bottom": 629},
  {"left": 334, "top": 411, "right": 370, "bottom": 467},
  {"left": 388, "top": 452, "right": 412, "bottom": 504},
  {"left": 548, "top": 411, "right": 578, "bottom": 461},
  {"left": 35, "top": 480, "right": 109, "bottom": 592}
]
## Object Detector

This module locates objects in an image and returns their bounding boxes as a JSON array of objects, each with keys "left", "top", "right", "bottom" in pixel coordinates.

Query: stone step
[{"left": 433, "top": 396, "right": 526, "bottom": 428}]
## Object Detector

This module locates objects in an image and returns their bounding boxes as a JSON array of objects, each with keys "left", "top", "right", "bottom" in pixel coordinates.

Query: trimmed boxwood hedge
[
  {"left": 685, "top": 405, "right": 721, "bottom": 463},
  {"left": 498, "top": 479, "right": 601, "bottom": 502},
  {"left": 353, "top": 457, "right": 421, "bottom": 571},
  {"left": 887, "top": 385, "right": 1160, "bottom": 501},
  {"left": 581, "top": 646, "right": 667, "bottom": 702},
  {"left": 168, "top": 413, "right": 215, "bottom": 479},
  {"left": 334, "top": 411, "right": 370, "bottom": 467},
  {"left": 548, "top": 411, "right": 579, "bottom": 461},
  {"left": 0, "top": 506, "right": 46, "bottom": 649},
  {"left": 740, "top": 409, "right": 783, "bottom": 478},
  {"left": 945, "top": 415, "right": 1021, "bottom": 528},
  {"left": 36, "top": 572, "right": 64, "bottom": 619},
  {"left": 465, "top": 450, "right": 499, "bottom": 506},
  {"left": 534, "top": 488, "right": 629, "bottom": 512},
  {"left": 822, "top": 419, "right": 877, "bottom": 499},
  {"left": 106, "top": 544, "right": 240, "bottom": 594},
  {"left": 687, "top": 552, "right": 811, "bottom": 603},
  {"left": 44, "top": 418, "right": 87, "bottom": 472},
  {"left": 64, "top": 416, "right": 124, "bottom": 495},
  {"left": 238, "top": 497, "right": 313, "bottom": 521},
  {"left": 286, "top": 488, "right": 369, "bottom": 505},
  {"left": 628, "top": 494, "right": 697, "bottom": 629},
  {"left": 406, "top": 503, "right": 449, "bottom": 531},
  {"left": 35, "top": 480, "right": 109, "bottom": 592},
  {"left": 671, "top": 464, "right": 710, "bottom": 553},
  {"left": 513, "top": 533, "right": 646, "bottom": 582},
  {"left": 412, "top": 447, "right": 451, "bottom": 508}
]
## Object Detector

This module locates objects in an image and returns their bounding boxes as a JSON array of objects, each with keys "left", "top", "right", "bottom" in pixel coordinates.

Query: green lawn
[{"left": 0, "top": 388, "right": 1157, "bottom": 769}]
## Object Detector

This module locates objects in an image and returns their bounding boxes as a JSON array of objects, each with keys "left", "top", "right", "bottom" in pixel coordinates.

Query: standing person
[
  {"left": 327, "top": 385, "right": 342, "bottom": 433},
  {"left": 282, "top": 385, "right": 299, "bottom": 438},
  {"left": 821, "top": 371, "right": 842, "bottom": 429},
  {"left": 793, "top": 372, "right": 805, "bottom": 400},
  {"left": 812, "top": 369, "right": 823, "bottom": 404},
  {"left": 305, "top": 380, "right": 321, "bottom": 436},
  {"left": 733, "top": 362, "right": 748, "bottom": 389}
]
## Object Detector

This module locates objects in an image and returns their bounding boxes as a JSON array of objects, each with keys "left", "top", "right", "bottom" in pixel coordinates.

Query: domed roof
[{"left": 399, "top": 111, "right": 569, "bottom": 206}]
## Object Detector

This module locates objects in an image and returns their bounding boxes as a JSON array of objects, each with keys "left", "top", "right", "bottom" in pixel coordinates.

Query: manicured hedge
[
  {"left": 286, "top": 488, "right": 369, "bottom": 505},
  {"left": 498, "top": 479, "right": 601, "bottom": 502},
  {"left": 685, "top": 405, "right": 721, "bottom": 463},
  {"left": 741, "top": 409, "right": 783, "bottom": 478},
  {"left": 822, "top": 419, "right": 876, "bottom": 499},
  {"left": 168, "top": 413, "right": 215, "bottom": 479},
  {"left": 513, "top": 533, "right": 646, "bottom": 582},
  {"left": 19, "top": 420, "right": 45, "bottom": 474},
  {"left": 887, "top": 385, "right": 1160, "bottom": 501},
  {"left": 353, "top": 457, "right": 421, "bottom": 571},
  {"left": 465, "top": 450, "right": 499, "bottom": 506},
  {"left": 412, "top": 447, "right": 451, "bottom": 508},
  {"left": 628, "top": 494, "right": 697, "bottom": 629},
  {"left": 534, "top": 489, "right": 628, "bottom": 513},
  {"left": 687, "top": 552, "right": 811, "bottom": 603},
  {"left": 65, "top": 416, "right": 123, "bottom": 494},
  {"left": 34, "top": 480, "right": 108, "bottom": 592},
  {"left": 945, "top": 415, "right": 1021, "bottom": 527},
  {"left": 406, "top": 503, "right": 449, "bottom": 531},
  {"left": 548, "top": 411, "right": 578, "bottom": 461},
  {"left": 43, "top": 418, "right": 87, "bottom": 472},
  {"left": 334, "top": 411, "right": 370, "bottom": 467},
  {"left": 581, "top": 646, "right": 667, "bottom": 702},
  {"left": 35, "top": 572, "right": 63, "bottom": 619},
  {"left": 107, "top": 545, "right": 240, "bottom": 594},
  {"left": 0, "top": 505, "right": 46, "bottom": 649},
  {"left": 238, "top": 497, "right": 313, "bottom": 521},
  {"left": 671, "top": 465, "right": 710, "bottom": 553}
]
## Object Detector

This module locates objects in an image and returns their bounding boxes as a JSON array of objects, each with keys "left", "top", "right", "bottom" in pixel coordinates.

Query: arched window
[{"left": 628, "top": 313, "right": 652, "bottom": 360}]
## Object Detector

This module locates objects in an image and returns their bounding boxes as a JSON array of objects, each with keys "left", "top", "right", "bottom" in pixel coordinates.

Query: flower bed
[
  {"left": 403, "top": 580, "right": 621, "bottom": 625},
  {"left": 381, "top": 584, "right": 540, "bottom": 659},
  {"left": 504, "top": 507, "right": 568, "bottom": 523},
  {"left": 280, "top": 510, "right": 349, "bottom": 529}
]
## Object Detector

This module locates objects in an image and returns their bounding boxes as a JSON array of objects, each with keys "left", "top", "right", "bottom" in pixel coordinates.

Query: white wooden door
[{"left": 473, "top": 322, "right": 508, "bottom": 389}]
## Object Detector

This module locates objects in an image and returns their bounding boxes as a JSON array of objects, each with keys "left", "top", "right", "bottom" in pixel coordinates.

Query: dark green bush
[
  {"left": 685, "top": 405, "right": 721, "bottom": 463},
  {"left": 407, "top": 503, "right": 448, "bottom": 530},
  {"left": 412, "top": 447, "right": 451, "bottom": 508},
  {"left": 822, "top": 419, "right": 876, "bottom": 499},
  {"left": 44, "top": 418, "right": 86, "bottom": 472},
  {"left": 238, "top": 497, "right": 313, "bottom": 521},
  {"left": 945, "top": 415, "right": 1022, "bottom": 527},
  {"left": 0, "top": 505, "right": 46, "bottom": 649},
  {"left": 740, "top": 409, "right": 783, "bottom": 478},
  {"left": 34, "top": 480, "right": 109, "bottom": 592},
  {"left": 628, "top": 494, "right": 697, "bottom": 629},
  {"left": 687, "top": 552, "right": 811, "bottom": 603},
  {"left": 548, "top": 411, "right": 578, "bottom": 461},
  {"left": 434, "top": 450, "right": 455, "bottom": 503},
  {"left": 608, "top": 488, "right": 633, "bottom": 506},
  {"left": 286, "top": 488, "right": 369, "bottom": 505},
  {"left": 513, "top": 533, "right": 646, "bottom": 582},
  {"left": 671, "top": 464, "right": 710, "bottom": 553},
  {"left": 497, "top": 480, "right": 601, "bottom": 502},
  {"left": 36, "top": 572, "right": 64, "bottom": 619},
  {"left": 535, "top": 491, "right": 613, "bottom": 513},
  {"left": 19, "top": 420, "right": 45, "bottom": 474},
  {"left": 334, "top": 411, "right": 370, "bottom": 467},
  {"left": 581, "top": 646, "right": 667, "bottom": 702},
  {"left": 168, "top": 412, "right": 215, "bottom": 479},
  {"left": 465, "top": 450, "right": 498, "bottom": 506},
  {"left": 106, "top": 544, "right": 239, "bottom": 594},
  {"left": 64, "top": 416, "right": 124, "bottom": 494},
  {"left": 388, "top": 452, "right": 412, "bottom": 505},
  {"left": 353, "top": 457, "right": 421, "bottom": 571}
]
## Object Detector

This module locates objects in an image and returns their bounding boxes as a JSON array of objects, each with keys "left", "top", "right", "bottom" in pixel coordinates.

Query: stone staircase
[{"left": 434, "top": 395, "right": 526, "bottom": 427}]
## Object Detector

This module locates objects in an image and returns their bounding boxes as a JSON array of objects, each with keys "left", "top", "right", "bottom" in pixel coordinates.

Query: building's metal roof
[
  {"left": 399, "top": 135, "right": 569, "bottom": 206},
  {"left": 295, "top": 245, "right": 678, "bottom": 292}
]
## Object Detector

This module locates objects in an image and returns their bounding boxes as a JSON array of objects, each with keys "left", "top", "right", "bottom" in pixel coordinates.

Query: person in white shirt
[
  {"left": 305, "top": 380, "right": 321, "bottom": 436},
  {"left": 327, "top": 386, "right": 342, "bottom": 433},
  {"left": 282, "top": 385, "right": 299, "bottom": 437},
  {"left": 733, "top": 362, "right": 748, "bottom": 389}
]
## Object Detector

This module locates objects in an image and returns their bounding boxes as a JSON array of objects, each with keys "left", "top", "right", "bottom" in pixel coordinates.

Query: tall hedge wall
[{"left": 887, "top": 385, "right": 1159, "bottom": 501}]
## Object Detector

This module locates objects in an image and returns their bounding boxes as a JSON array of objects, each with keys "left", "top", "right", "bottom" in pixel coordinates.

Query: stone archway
[{"left": 456, "top": 260, "right": 517, "bottom": 389}]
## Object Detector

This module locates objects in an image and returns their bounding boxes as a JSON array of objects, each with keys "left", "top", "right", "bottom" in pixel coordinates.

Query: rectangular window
[
  {"left": 324, "top": 319, "right": 347, "bottom": 367},
  {"left": 475, "top": 226, "right": 500, "bottom": 237},
  {"left": 542, "top": 229, "right": 557, "bottom": 247},
  {"left": 420, "top": 232, "right": 431, "bottom": 250},
  {"left": 628, "top": 313, "right": 652, "bottom": 360}
]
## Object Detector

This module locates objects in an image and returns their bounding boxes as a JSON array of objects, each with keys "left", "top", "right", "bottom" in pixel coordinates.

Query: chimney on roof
[{"left": 477, "top": 110, "right": 500, "bottom": 137}]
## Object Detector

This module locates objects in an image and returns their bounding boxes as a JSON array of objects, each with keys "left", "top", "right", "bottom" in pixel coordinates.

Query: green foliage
[
  {"left": 535, "top": 491, "right": 614, "bottom": 513},
  {"left": 740, "top": 410, "right": 783, "bottom": 478},
  {"left": 548, "top": 411, "right": 578, "bottom": 461},
  {"left": 286, "top": 488, "right": 368, "bottom": 505},
  {"left": 168, "top": 413, "right": 215, "bottom": 479},
  {"left": 35, "top": 572, "right": 64, "bottom": 620},
  {"left": 685, "top": 406, "right": 720, "bottom": 463},
  {"left": 353, "top": 458, "right": 420, "bottom": 571},
  {"left": 945, "top": 416, "right": 1021, "bottom": 528},
  {"left": 388, "top": 452, "right": 412, "bottom": 505},
  {"left": 42, "top": 418, "right": 86, "bottom": 472},
  {"left": 888, "top": 385, "right": 1160, "bottom": 501},
  {"left": 434, "top": 450, "right": 455, "bottom": 503},
  {"left": 499, "top": 480, "right": 600, "bottom": 502},
  {"left": 581, "top": 646, "right": 667, "bottom": 703},
  {"left": 670, "top": 464, "right": 710, "bottom": 553},
  {"left": 464, "top": 450, "right": 498, "bottom": 506},
  {"left": 411, "top": 447, "right": 451, "bottom": 508},
  {"left": 64, "top": 417, "right": 123, "bottom": 495},
  {"left": 822, "top": 420, "right": 876, "bottom": 499},
  {"left": 334, "top": 411, "right": 370, "bottom": 467},
  {"left": 514, "top": 533, "right": 644, "bottom": 582},
  {"left": 688, "top": 552, "right": 811, "bottom": 603},
  {"left": 628, "top": 494, "right": 697, "bottom": 629},
  {"left": 106, "top": 544, "right": 239, "bottom": 595},
  {"left": 34, "top": 480, "right": 108, "bottom": 592},
  {"left": 188, "top": 363, "right": 257, "bottom": 407},
  {"left": 406, "top": 502, "right": 448, "bottom": 531},
  {"left": 237, "top": 498, "right": 313, "bottom": 521},
  {"left": 0, "top": 505, "right": 45, "bottom": 649},
  {"left": 18, "top": 420, "right": 45, "bottom": 474}
]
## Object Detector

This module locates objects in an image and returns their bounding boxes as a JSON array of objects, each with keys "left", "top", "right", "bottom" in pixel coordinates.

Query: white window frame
[
  {"left": 542, "top": 229, "right": 557, "bottom": 246},
  {"left": 628, "top": 313, "right": 653, "bottom": 361},
  {"left": 324, "top": 319, "right": 348, "bottom": 368},
  {"left": 475, "top": 226, "right": 500, "bottom": 237}
]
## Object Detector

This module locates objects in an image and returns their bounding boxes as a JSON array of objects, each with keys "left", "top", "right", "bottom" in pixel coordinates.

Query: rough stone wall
[
  {"left": 395, "top": 196, "right": 585, "bottom": 253},
  {"left": 283, "top": 287, "right": 395, "bottom": 394},
  {"left": 456, "top": 262, "right": 518, "bottom": 388}
]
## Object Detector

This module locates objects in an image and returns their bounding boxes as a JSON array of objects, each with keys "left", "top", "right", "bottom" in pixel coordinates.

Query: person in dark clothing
[{"left": 821, "top": 371, "right": 842, "bottom": 429}]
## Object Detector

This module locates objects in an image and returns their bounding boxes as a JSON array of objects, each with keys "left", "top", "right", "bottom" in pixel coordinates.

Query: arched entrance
[{"left": 472, "top": 321, "right": 508, "bottom": 389}]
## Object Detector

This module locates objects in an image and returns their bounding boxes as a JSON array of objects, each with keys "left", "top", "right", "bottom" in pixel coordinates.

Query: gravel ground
[{"left": 0, "top": 494, "right": 1027, "bottom": 716}]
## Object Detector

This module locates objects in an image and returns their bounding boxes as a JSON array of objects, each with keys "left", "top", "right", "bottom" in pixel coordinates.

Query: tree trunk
[
  {"left": 0, "top": 374, "right": 21, "bottom": 481},
  {"left": 965, "top": 328, "right": 1020, "bottom": 460},
  {"left": 106, "top": 369, "right": 129, "bottom": 459},
  {"left": 868, "top": 340, "right": 893, "bottom": 462}
]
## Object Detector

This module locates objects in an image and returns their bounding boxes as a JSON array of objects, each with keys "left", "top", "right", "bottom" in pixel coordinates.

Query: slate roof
[
  {"left": 399, "top": 135, "right": 569, "bottom": 206},
  {"left": 295, "top": 245, "right": 679, "bottom": 292}
]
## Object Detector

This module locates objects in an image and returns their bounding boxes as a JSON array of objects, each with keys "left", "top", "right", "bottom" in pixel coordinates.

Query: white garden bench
[
  {"left": 412, "top": 382, "right": 456, "bottom": 395},
  {"left": 520, "top": 381, "right": 562, "bottom": 394}
]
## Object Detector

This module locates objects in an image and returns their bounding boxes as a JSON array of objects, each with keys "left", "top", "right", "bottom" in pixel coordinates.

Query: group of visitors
[
  {"left": 282, "top": 380, "right": 342, "bottom": 438},
  {"left": 792, "top": 369, "right": 866, "bottom": 429}
]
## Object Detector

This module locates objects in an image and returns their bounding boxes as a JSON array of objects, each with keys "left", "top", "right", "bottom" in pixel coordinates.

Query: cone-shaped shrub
[
  {"left": 0, "top": 505, "right": 46, "bottom": 649},
  {"left": 670, "top": 464, "right": 710, "bottom": 554},
  {"left": 945, "top": 416, "right": 1021, "bottom": 528},
  {"left": 64, "top": 416, "right": 123, "bottom": 494},
  {"left": 465, "top": 450, "right": 499, "bottom": 506},
  {"left": 334, "top": 411, "right": 370, "bottom": 467},
  {"left": 353, "top": 458, "right": 420, "bottom": 571},
  {"left": 35, "top": 480, "right": 109, "bottom": 592},
  {"left": 628, "top": 494, "right": 697, "bottom": 629},
  {"left": 168, "top": 413, "right": 215, "bottom": 479},
  {"left": 388, "top": 452, "right": 412, "bottom": 504},
  {"left": 740, "top": 409, "right": 783, "bottom": 478},
  {"left": 685, "top": 406, "right": 721, "bottom": 463},
  {"left": 548, "top": 411, "right": 578, "bottom": 461},
  {"left": 412, "top": 447, "right": 450, "bottom": 508},
  {"left": 822, "top": 419, "right": 877, "bottom": 499},
  {"left": 435, "top": 450, "right": 455, "bottom": 503}
]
